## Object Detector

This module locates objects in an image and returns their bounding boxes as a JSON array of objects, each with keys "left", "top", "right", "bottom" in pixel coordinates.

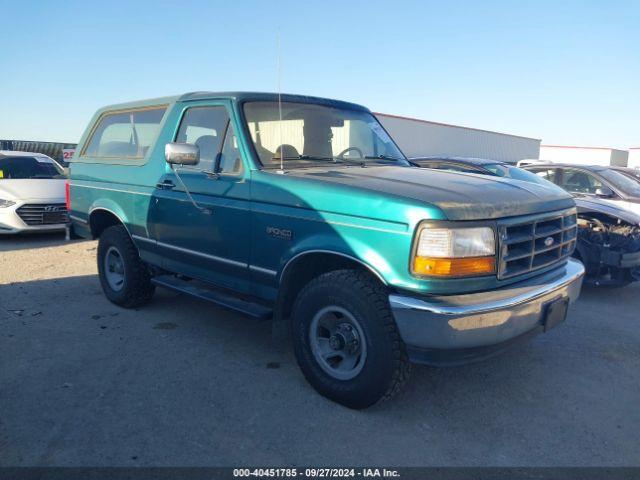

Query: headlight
[
  {"left": 412, "top": 226, "right": 496, "bottom": 277},
  {"left": 0, "top": 199, "right": 16, "bottom": 208}
]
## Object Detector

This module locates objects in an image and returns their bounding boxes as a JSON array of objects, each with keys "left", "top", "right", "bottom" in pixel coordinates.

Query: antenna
[{"left": 276, "top": 29, "right": 285, "bottom": 174}]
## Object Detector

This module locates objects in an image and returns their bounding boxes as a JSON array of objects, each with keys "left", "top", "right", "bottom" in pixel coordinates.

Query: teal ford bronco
[{"left": 69, "top": 92, "right": 585, "bottom": 409}]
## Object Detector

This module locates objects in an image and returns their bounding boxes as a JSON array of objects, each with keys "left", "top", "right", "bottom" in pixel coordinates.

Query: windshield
[
  {"left": 243, "top": 101, "right": 407, "bottom": 169},
  {"left": 616, "top": 168, "right": 640, "bottom": 181},
  {"left": 484, "top": 163, "right": 555, "bottom": 186},
  {"left": 599, "top": 169, "right": 640, "bottom": 196},
  {"left": 0, "top": 156, "right": 65, "bottom": 179}
]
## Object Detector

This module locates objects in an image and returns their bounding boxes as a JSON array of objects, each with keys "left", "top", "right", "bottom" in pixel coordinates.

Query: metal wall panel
[
  {"left": 628, "top": 148, "right": 640, "bottom": 168},
  {"left": 375, "top": 114, "right": 541, "bottom": 163},
  {"left": 539, "top": 146, "right": 629, "bottom": 167}
]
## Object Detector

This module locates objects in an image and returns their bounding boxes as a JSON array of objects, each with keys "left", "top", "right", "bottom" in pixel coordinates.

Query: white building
[
  {"left": 375, "top": 113, "right": 541, "bottom": 164},
  {"left": 628, "top": 148, "right": 640, "bottom": 168},
  {"left": 538, "top": 145, "right": 629, "bottom": 167}
]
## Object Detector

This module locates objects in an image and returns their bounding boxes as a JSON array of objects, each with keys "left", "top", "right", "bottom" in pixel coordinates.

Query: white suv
[{"left": 0, "top": 151, "right": 69, "bottom": 234}]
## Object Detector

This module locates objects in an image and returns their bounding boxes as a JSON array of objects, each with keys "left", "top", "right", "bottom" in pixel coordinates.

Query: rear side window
[{"left": 83, "top": 107, "right": 167, "bottom": 159}]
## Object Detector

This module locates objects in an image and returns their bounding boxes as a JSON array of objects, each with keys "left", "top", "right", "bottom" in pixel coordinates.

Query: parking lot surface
[{"left": 1, "top": 233, "right": 639, "bottom": 467}]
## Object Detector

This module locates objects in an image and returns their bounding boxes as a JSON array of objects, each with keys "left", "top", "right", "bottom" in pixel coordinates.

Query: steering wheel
[{"left": 336, "top": 147, "right": 364, "bottom": 160}]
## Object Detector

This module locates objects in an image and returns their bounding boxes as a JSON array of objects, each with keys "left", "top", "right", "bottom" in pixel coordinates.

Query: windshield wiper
[
  {"left": 272, "top": 155, "right": 367, "bottom": 167},
  {"left": 363, "top": 154, "right": 405, "bottom": 163},
  {"left": 272, "top": 155, "right": 335, "bottom": 163},
  {"left": 269, "top": 154, "right": 400, "bottom": 168}
]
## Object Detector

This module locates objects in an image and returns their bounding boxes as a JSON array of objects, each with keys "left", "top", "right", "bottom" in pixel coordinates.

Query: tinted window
[
  {"left": 176, "top": 106, "right": 229, "bottom": 172},
  {"left": 485, "top": 163, "right": 556, "bottom": 186},
  {"left": 599, "top": 169, "right": 640, "bottom": 196},
  {"left": 529, "top": 168, "right": 558, "bottom": 183},
  {"left": 0, "top": 156, "right": 65, "bottom": 179},
  {"left": 437, "top": 163, "right": 482, "bottom": 174},
  {"left": 559, "top": 169, "right": 603, "bottom": 194},
  {"left": 622, "top": 169, "right": 640, "bottom": 180},
  {"left": 506, "top": 166, "right": 555, "bottom": 185},
  {"left": 83, "top": 107, "right": 166, "bottom": 159}
]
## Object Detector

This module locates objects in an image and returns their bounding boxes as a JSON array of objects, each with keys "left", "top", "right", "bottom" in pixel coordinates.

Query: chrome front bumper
[{"left": 389, "top": 258, "right": 585, "bottom": 366}]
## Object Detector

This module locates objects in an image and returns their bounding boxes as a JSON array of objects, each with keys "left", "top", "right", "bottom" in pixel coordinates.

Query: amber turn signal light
[{"left": 413, "top": 256, "right": 496, "bottom": 277}]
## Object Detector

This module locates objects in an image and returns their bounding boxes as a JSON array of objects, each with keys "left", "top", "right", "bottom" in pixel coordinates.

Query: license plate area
[
  {"left": 543, "top": 297, "right": 569, "bottom": 332},
  {"left": 43, "top": 212, "right": 65, "bottom": 224}
]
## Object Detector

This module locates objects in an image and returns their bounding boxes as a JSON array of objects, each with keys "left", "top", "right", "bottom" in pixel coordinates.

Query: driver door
[{"left": 148, "top": 102, "right": 252, "bottom": 294}]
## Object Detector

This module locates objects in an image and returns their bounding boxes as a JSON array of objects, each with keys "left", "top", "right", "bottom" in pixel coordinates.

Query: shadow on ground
[
  {"left": 0, "top": 231, "right": 87, "bottom": 253},
  {"left": 1, "top": 272, "right": 639, "bottom": 467}
]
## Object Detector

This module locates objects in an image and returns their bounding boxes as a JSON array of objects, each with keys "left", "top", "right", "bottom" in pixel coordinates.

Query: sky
[{"left": 1, "top": 0, "right": 638, "bottom": 148}]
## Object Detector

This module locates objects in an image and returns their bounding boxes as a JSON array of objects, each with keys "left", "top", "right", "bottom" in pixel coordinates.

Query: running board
[{"left": 151, "top": 275, "right": 273, "bottom": 320}]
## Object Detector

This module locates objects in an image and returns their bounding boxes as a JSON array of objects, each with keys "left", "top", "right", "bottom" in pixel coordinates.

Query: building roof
[{"left": 540, "top": 145, "right": 628, "bottom": 153}]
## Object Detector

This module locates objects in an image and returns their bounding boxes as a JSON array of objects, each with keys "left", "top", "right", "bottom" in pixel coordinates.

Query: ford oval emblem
[{"left": 544, "top": 236, "right": 555, "bottom": 247}]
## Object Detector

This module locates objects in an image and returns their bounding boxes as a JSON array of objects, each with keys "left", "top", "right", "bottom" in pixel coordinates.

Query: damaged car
[
  {"left": 570, "top": 198, "right": 640, "bottom": 286},
  {"left": 523, "top": 163, "right": 640, "bottom": 286},
  {"left": 412, "top": 157, "right": 640, "bottom": 287}
]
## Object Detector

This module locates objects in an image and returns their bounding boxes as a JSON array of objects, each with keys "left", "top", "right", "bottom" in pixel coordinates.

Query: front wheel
[
  {"left": 97, "top": 225, "right": 155, "bottom": 308},
  {"left": 291, "top": 269, "right": 411, "bottom": 409}
]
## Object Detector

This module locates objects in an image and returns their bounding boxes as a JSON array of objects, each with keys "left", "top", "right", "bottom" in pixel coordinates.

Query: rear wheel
[
  {"left": 291, "top": 269, "right": 411, "bottom": 409},
  {"left": 97, "top": 225, "right": 155, "bottom": 308}
]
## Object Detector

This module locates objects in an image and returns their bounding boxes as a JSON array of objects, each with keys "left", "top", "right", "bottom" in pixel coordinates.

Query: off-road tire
[
  {"left": 291, "top": 269, "right": 411, "bottom": 409},
  {"left": 97, "top": 225, "right": 155, "bottom": 308}
]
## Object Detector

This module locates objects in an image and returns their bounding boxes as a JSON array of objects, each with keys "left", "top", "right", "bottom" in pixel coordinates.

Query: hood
[
  {"left": 287, "top": 166, "right": 575, "bottom": 220},
  {"left": 576, "top": 196, "right": 640, "bottom": 225},
  {"left": 0, "top": 179, "right": 66, "bottom": 201}
]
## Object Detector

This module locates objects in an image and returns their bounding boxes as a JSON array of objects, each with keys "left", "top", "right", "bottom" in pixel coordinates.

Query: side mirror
[
  {"left": 595, "top": 186, "right": 614, "bottom": 198},
  {"left": 165, "top": 142, "right": 199, "bottom": 166}
]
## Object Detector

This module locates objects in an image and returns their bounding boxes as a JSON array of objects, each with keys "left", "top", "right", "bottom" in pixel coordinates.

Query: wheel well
[
  {"left": 89, "top": 209, "right": 124, "bottom": 239},
  {"left": 275, "top": 252, "right": 386, "bottom": 322}
]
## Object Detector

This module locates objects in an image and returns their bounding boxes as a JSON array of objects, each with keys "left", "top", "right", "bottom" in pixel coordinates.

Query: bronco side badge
[{"left": 266, "top": 226, "right": 293, "bottom": 240}]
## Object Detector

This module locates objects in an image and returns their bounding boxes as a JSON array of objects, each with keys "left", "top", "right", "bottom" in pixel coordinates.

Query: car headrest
[{"left": 273, "top": 144, "right": 299, "bottom": 162}]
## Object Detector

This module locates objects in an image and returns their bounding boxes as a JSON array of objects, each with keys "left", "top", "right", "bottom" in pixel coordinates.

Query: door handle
[{"left": 156, "top": 180, "right": 175, "bottom": 190}]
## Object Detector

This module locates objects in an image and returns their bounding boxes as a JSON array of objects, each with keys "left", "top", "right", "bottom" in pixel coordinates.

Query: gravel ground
[{"left": 1, "top": 232, "right": 639, "bottom": 467}]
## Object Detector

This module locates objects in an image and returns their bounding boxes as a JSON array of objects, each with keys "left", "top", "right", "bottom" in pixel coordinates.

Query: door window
[
  {"left": 217, "top": 122, "right": 243, "bottom": 175},
  {"left": 529, "top": 168, "right": 558, "bottom": 183},
  {"left": 175, "top": 106, "right": 229, "bottom": 171},
  {"left": 559, "top": 169, "right": 604, "bottom": 194}
]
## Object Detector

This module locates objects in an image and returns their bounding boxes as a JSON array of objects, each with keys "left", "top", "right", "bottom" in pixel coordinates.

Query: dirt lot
[{"left": 1, "top": 233, "right": 639, "bottom": 467}]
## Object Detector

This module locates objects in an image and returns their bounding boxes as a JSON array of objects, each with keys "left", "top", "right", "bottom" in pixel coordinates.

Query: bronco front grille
[
  {"left": 498, "top": 208, "right": 577, "bottom": 279},
  {"left": 16, "top": 203, "right": 69, "bottom": 226}
]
